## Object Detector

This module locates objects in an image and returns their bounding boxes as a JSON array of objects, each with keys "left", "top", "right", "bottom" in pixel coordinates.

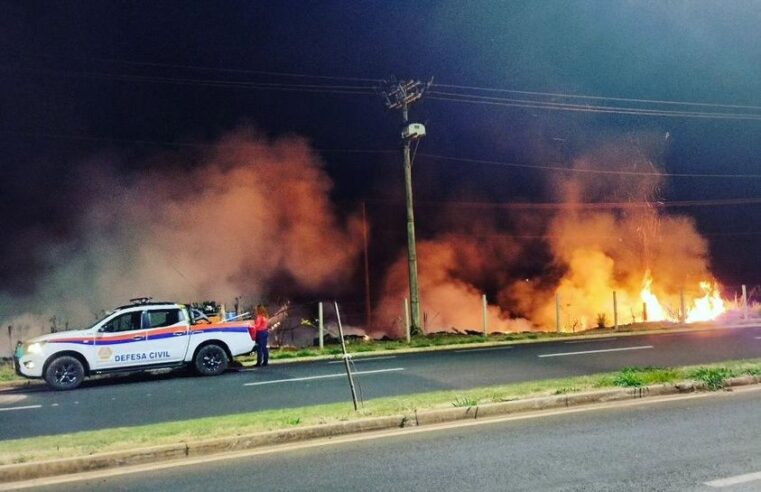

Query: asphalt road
[
  {"left": 2, "top": 325, "right": 761, "bottom": 440},
  {"left": 28, "top": 385, "right": 761, "bottom": 491}
]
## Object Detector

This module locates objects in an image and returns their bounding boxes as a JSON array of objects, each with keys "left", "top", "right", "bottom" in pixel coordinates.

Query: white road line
[
  {"left": 0, "top": 404, "right": 42, "bottom": 412},
  {"left": 454, "top": 347, "right": 515, "bottom": 353},
  {"left": 705, "top": 471, "right": 761, "bottom": 487},
  {"left": 538, "top": 345, "right": 654, "bottom": 358},
  {"left": 565, "top": 338, "right": 618, "bottom": 344},
  {"left": 327, "top": 356, "right": 397, "bottom": 364},
  {"left": 243, "top": 368, "right": 405, "bottom": 386},
  {"left": 755, "top": 336, "right": 761, "bottom": 340}
]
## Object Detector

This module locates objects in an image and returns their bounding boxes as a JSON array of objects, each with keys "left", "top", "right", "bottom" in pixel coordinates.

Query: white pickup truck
[{"left": 13, "top": 300, "right": 256, "bottom": 390}]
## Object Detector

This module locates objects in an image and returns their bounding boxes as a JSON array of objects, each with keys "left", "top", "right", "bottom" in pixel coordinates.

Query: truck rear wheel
[
  {"left": 44, "top": 355, "right": 85, "bottom": 390},
  {"left": 194, "top": 344, "right": 229, "bottom": 376}
]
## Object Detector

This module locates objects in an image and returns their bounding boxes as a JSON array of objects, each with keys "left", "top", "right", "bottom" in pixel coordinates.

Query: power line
[
  {"left": 374, "top": 229, "right": 761, "bottom": 239},
  {"left": 16, "top": 53, "right": 759, "bottom": 112},
  {"left": 4, "top": 129, "right": 761, "bottom": 180},
  {"left": 427, "top": 93, "right": 761, "bottom": 122},
  {"left": 89, "top": 57, "right": 384, "bottom": 83},
  {"left": 416, "top": 153, "right": 761, "bottom": 179},
  {"left": 0, "top": 129, "right": 396, "bottom": 156},
  {"left": 0, "top": 65, "right": 376, "bottom": 95},
  {"left": 367, "top": 197, "right": 761, "bottom": 210},
  {"left": 12, "top": 53, "right": 383, "bottom": 83},
  {"left": 5, "top": 62, "right": 761, "bottom": 122},
  {"left": 434, "top": 83, "right": 761, "bottom": 112}
]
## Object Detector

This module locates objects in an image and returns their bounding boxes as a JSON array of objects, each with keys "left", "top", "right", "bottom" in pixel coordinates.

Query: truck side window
[
  {"left": 101, "top": 312, "right": 143, "bottom": 333},
  {"left": 146, "top": 309, "right": 181, "bottom": 328}
]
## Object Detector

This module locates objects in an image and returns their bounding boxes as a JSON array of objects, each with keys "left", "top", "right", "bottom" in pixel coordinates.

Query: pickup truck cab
[{"left": 13, "top": 300, "right": 256, "bottom": 390}]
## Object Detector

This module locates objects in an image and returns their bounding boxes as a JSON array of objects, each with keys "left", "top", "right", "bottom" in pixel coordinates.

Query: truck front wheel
[
  {"left": 44, "top": 355, "right": 85, "bottom": 390},
  {"left": 194, "top": 344, "right": 229, "bottom": 376}
]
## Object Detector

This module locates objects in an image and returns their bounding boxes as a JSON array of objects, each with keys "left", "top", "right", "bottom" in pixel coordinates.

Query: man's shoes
[{"left": 254, "top": 363, "right": 261, "bottom": 367}]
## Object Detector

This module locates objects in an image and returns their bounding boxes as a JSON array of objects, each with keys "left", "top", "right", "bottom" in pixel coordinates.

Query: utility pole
[
  {"left": 380, "top": 78, "right": 432, "bottom": 334},
  {"left": 362, "top": 201, "right": 372, "bottom": 330}
]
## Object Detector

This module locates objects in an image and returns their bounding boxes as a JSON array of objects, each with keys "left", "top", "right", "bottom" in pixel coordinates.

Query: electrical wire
[
  {"left": 4, "top": 129, "right": 761, "bottom": 180},
  {"left": 434, "top": 83, "right": 761, "bottom": 112},
  {"left": 366, "top": 197, "right": 761, "bottom": 210},
  {"left": 375, "top": 229, "right": 761, "bottom": 240},
  {"left": 0, "top": 129, "right": 397, "bottom": 156},
  {"left": 415, "top": 152, "right": 761, "bottom": 179},
  {"left": 13, "top": 53, "right": 383, "bottom": 83},
  {"left": 88, "top": 57, "right": 384, "bottom": 83},
  {"left": 427, "top": 93, "right": 761, "bottom": 122},
  {"left": 0, "top": 65, "right": 376, "bottom": 95},
  {"left": 429, "top": 90, "right": 761, "bottom": 120}
]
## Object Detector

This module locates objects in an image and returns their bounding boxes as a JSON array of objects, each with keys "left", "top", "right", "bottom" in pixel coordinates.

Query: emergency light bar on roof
[{"left": 129, "top": 297, "right": 154, "bottom": 305}]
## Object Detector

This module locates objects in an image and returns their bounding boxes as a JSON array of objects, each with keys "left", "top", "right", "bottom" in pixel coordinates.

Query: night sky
[{"left": 2, "top": 1, "right": 761, "bottom": 324}]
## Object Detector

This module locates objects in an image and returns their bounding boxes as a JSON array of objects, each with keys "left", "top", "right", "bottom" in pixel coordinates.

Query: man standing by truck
[{"left": 253, "top": 305, "right": 269, "bottom": 367}]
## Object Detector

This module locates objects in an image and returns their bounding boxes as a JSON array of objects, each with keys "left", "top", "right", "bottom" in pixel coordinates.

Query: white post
[
  {"left": 482, "top": 294, "right": 488, "bottom": 337},
  {"left": 318, "top": 302, "right": 324, "bottom": 349},
  {"left": 613, "top": 291, "right": 618, "bottom": 331},
  {"left": 555, "top": 294, "right": 561, "bottom": 333},
  {"left": 404, "top": 297, "right": 411, "bottom": 343},
  {"left": 742, "top": 284, "right": 748, "bottom": 320}
]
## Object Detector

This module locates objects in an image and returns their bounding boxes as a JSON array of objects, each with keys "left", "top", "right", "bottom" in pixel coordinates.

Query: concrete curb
[{"left": 1, "top": 375, "right": 758, "bottom": 484}]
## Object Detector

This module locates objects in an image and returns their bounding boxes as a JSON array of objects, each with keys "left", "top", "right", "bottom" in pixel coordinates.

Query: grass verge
[
  {"left": 0, "top": 363, "right": 16, "bottom": 383},
  {"left": 1, "top": 358, "right": 759, "bottom": 466}
]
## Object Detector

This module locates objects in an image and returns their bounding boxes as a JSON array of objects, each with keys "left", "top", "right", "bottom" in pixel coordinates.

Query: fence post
[
  {"left": 482, "top": 294, "right": 488, "bottom": 337},
  {"left": 613, "top": 291, "right": 618, "bottom": 331},
  {"left": 642, "top": 302, "right": 648, "bottom": 322},
  {"left": 404, "top": 297, "right": 411, "bottom": 343},
  {"left": 555, "top": 294, "right": 561, "bottom": 333},
  {"left": 318, "top": 302, "right": 324, "bottom": 349},
  {"left": 742, "top": 284, "right": 748, "bottom": 320},
  {"left": 6, "top": 325, "right": 11, "bottom": 358},
  {"left": 680, "top": 289, "right": 686, "bottom": 323}
]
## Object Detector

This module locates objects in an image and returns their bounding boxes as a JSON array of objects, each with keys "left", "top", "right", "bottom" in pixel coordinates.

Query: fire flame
[
  {"left": 640, "top": 270, "right": 669, "bottom": 322},
  {"left": 639, "top": 270, "right": 726, "bottom": 323},
  {"left": 685, "top": 281, "right": 726, "bottom": 323}
]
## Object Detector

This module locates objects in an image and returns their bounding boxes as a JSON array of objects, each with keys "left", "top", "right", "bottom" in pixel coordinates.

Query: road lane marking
[
  {"left": 243, "top": 368, "right": 405, "bottom": 386},
  {"left": 0, "top": 405, "right": 42, "bottom": 412},
  {"left": 454, "top": 347, "right": 514, "bottom": 353},
  {"left": 705, "top": 471, "right": 761, "bottom": 487},
  {"left": 327, "top": 356, "right": 397, "bottom": 364},
  {"left": 755, "top": 336, "right": 761, "bottom": 339},
  {"left": 565, "top": 338, "right": 618, "bottom": 344},
  {"left": 538, "top": 345, "right": 654, "bottom": 358},
  {"left": 7, "top": 387, "right": 759, "bottom": 491}
]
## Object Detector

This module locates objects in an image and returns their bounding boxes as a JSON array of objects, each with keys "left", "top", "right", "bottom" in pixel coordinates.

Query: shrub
[
  {"left": 613, "top": 367, "right": 644, "bottom": 387},
  {"left": 452, "top": 395, "right": 478, "bottom": 407},
  {"left": 689, "top": 367, "right": 734, "bottom": 390}
]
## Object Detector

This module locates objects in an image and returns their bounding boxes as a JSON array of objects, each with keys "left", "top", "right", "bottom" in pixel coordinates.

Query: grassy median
[{"left": 1, "top": 358, "right": 759, "bottom": 466}]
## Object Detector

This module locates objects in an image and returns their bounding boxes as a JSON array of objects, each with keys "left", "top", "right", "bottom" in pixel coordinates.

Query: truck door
[
  {"left": 94, "top": 310, "right": 151, "bottom": 370},
  {"left": 144, "top": 307, "right": 190, "bottom": 362}
]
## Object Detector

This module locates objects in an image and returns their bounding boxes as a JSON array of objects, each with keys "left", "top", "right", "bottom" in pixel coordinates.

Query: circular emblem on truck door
[{"left": 97, "top": 347, "right": 113, "bottom": 361}]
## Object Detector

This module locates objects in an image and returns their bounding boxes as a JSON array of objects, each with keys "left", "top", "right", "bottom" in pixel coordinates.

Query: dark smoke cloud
[{"left": 1, "top": 129, "right": 362, "bottom": 351}]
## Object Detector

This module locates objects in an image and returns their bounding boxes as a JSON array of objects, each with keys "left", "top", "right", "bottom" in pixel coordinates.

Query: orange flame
[
  {"left": 640, "top": 269, "right": 669, "bottom": 322},
  {"left": 639, "top": 271, "right": 726, "bottom": 323},
  {"left": 685, "top": 281, "right": 726, "bottom": 323}
]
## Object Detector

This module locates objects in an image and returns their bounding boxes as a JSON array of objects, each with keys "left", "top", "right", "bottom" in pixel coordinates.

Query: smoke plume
[
  {"left": 375, "top": 138, "right": 717, "bottom": 334},
  {"left": 1, "top": 129, "right": 362, "bottom": 353}
]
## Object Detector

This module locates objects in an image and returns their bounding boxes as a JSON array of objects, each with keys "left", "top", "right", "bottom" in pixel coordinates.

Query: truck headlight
[{"left": 26, "top": 342, "right": 46, "bottom": 354}]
